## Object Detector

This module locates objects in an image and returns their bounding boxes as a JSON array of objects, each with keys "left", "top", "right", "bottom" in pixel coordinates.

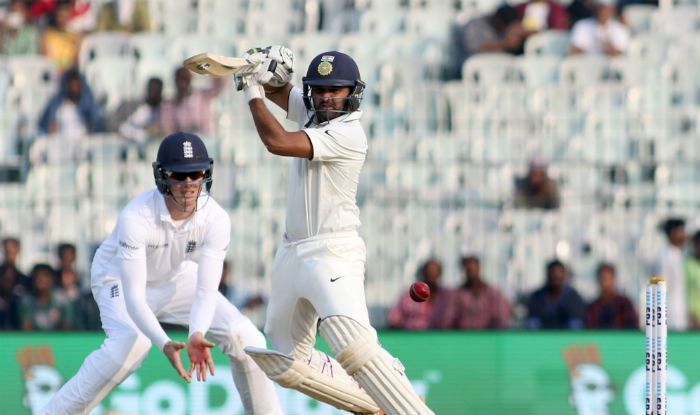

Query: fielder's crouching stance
[
  {"left": 41, "top": 133, "right": 282, "bottom": 415},
  {"left": 234, "top": 46, "right": 435, "bottom": 415}
]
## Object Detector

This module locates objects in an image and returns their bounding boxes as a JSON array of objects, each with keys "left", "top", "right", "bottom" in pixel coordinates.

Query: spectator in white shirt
[
  {"left": 655, "top": 217, "right": 689, "bottom": 331},
  {"left": 38, "top": 68, "right": 104, "bottom": 137},
  {"left": 569, "top": 0, "right": 630, "bottom": 56}
]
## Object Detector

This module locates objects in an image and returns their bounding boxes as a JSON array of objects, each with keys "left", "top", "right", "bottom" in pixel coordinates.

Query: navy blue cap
[
  {"left": 303, "top": 51, "right": 361, "bottom": 87},
  {"left": 155, "top": 132, "right": 212, "bottom": 172}
]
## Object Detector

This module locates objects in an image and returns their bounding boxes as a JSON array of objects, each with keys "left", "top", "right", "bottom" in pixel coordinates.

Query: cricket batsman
[{"left": 234, "top": 46, "right": 435, "bottom": 415}]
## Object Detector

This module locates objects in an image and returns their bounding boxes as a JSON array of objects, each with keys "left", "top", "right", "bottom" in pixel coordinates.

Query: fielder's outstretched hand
[
  {"left": 187, "top": 332, "right": 216, "bottom": 381},
  {"left": 163, "top": 341, "right": 191, "bottom": 383}
]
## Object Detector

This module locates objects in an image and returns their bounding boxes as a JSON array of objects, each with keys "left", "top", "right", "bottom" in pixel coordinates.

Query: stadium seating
[
  {"left": 524, "top": 30, "right": 570, "bottom": 57},
  {"left": 148, "top": 0, "right": 198, "bottom": 35},
  {"left": 197, "top": 0, "right": 248, "bottom": 38},
  {"left": 4, "top": 0, "right": 700, "bottom": 316},
  {"left": 462, "top": 53, "right": 515, "bottom": 85},
  {"left": 623, "top": 4, "right": 657, "bottom": 34},
  {"left": 78, "top": 32, "right": 132, "bottom": 69},
  {"left": 3, "top": 55, "right": 58, "bottom": 137},
  {"left": 83, "top": 56, "right": 138, "bottom": 111},
  {"left": 512, "top": 55, "right": 561, "bottom": 86},
  {"left": 128, "top": 32, "right": 170, "bottom": 61},
  {"left": 559, "top": 55, "right": 609, "bottom": 86}
]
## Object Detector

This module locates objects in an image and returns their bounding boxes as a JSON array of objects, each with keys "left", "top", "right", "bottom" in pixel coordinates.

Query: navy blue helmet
[
  {"left": 302, "top": 51, "right": 365, "bottom": 113},
  {"left": 152, "top": 132, "right": 213, "bottom": 194}
]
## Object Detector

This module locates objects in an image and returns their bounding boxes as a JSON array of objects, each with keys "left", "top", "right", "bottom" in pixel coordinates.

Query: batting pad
[
  {"left": 244, "top": 346, "right": 380, "bottom": 414},
  {"left": 319, "top": 316, "right": 435, "bottom": 415}
]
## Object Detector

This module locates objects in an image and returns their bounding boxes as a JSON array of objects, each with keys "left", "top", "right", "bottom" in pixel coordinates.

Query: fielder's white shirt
[
  {"left": 284, "top": 86, "right": 367, "bottom": 241},
  {"left": 92, "top": 188, "right": 230, "bottom": 347},
  {"left": 570, "top": 18, "right": 630, "bottom": 55}
]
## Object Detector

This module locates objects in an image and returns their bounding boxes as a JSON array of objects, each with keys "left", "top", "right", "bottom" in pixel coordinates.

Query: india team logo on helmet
[
  {"left": 317, "top": 55, "right": 335, "bottom": 76},
  {"left": 302, "top": 51, "right": 365, "bottom": 114},
  {"left": 317, "top": 62, "right": 333, "bottom": 76}
]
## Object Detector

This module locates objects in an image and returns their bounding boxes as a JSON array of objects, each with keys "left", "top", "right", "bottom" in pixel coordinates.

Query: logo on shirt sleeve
[
  {"left": 119, "top": 240, "right": 139, "bottom": 251},
  {"left": 186, "top": 240, "right": 197, "bottom": 253},
  {"left": 110, "top": 284, "right": 120, "bottom": 298}
]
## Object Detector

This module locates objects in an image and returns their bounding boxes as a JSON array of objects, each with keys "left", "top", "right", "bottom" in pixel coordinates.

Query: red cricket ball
[{"left": 410, "top": 281, "right": 431, "bottom": 302}]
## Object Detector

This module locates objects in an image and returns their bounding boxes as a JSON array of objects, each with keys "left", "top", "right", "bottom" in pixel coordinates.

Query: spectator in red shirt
[
  {"left": 454, "top": 255, "right": 512, "bottom": 329},
  {"left": 30, "top": 0, "right": 92, "bottom": 32},
  {"left": 29, "top": 0, "right": 58, "bottom": 20},
  {"left": 586, "top": 262, "right": 638, "bottom": 329},
  {"left": 387, "top": 258, "right": 455, "bottom": 330}
]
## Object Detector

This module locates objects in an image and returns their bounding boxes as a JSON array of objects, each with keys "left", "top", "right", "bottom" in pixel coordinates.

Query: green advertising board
[{"left": 2, "top": 331, "right": 699, "bottom": 414}]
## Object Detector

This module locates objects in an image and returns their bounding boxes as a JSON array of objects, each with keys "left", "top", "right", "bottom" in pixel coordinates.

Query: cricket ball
[{"left": 410, "top": 281, "right": 431, "bottom": 302}]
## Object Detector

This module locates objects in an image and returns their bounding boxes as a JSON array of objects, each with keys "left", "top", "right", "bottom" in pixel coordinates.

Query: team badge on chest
[{"left": 186, "top": 240, "right": 197, "bottom": 253}]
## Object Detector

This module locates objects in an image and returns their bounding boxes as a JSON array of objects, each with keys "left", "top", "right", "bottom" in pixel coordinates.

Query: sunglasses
[{"left": 166, "top": 170, "right": 206, "bottom": 181}]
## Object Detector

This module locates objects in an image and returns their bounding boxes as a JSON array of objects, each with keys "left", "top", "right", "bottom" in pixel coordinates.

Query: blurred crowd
[
  {"left": 0, "top": 0, "right": 228, "bottom": 156},
  {"left": 3, "top": 213, "right": 700, "bottom": 331},
  {"left": 0, "top": 0, "right": 658, "bottom": 151},
  {"left": 0, "top": 238, "right": 101, "bottom": 330},
  {"left": 389, "top": 216, "right": 700, "bottom": 331},
  {"left": 1, "top": 0, "right": 696, "bottom": 334},
  {"left": 1, "top": 0, "right": 150, "bottom": 64},
  {"left": 451, "top": 0, "right": 654, "bottom": 78},
  {"left": 0, "top": 237, "right": 269, "bottom": 330}
]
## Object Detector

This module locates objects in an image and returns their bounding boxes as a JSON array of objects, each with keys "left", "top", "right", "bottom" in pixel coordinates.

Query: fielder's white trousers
[{"left": 41, "top": 264, "right": 282, "bottom": 415}]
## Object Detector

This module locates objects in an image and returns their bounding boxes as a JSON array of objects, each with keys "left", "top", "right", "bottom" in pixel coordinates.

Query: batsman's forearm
[{"left": 249, "top": 99, "right": 288, "bottom": 153}]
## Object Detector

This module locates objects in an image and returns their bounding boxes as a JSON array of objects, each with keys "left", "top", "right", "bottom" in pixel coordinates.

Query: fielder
[
  {"left": 235, "top": 47, "right": 435, "bottom": 415},
  {"left": 41, "top": 132, "right": 282, "bottom": 415}
]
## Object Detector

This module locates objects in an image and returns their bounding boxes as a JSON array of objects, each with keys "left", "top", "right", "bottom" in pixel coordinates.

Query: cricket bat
[{"left": 183, "top": 52, "right": 260, "bottom": 77}]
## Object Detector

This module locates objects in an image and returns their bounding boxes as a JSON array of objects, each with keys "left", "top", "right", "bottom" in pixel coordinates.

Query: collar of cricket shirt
[{"left": 155, "top": 191, "right": 206, "bottom": 229}]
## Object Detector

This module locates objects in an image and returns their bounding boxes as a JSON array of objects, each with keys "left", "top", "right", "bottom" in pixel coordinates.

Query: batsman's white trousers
[
  {"left": 265, "top": 232, "right": 376, "bottom": 358},
  {"left": 265, "top": 232, "right": 435, "bottom": 414},
  {"left": 41, "top": 262, "right": 282, "bottom": 415}
]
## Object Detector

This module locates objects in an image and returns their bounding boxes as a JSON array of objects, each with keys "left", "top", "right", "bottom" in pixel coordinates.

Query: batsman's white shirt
[
  {"left": 264, "top": 87, "right": 374, "bottom": 355},
  {"left": 92, "top": 188, "right": 230, "bottom": 348},
  {"left": 285, "top": 86, "right": 367, "bottom": 241}
]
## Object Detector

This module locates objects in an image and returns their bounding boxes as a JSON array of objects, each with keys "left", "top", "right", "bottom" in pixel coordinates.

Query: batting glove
[
  {"left": 235, "top": 57, "right": 273, "bottom": 85},
  {"left": 265, "top": 45, "right": 294, "bottom": 87},
  {"left": 237, "top": 74, "right": 266, "bottom": 102},
  {"left": 235, "top": 60, "right": 274, "bottom": 101},
  {"left": 241, "top": 47, "right": 268, "bottom": 63},
  {"left": 240, "top": 45, "right": 294, "bottom": 87}
]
